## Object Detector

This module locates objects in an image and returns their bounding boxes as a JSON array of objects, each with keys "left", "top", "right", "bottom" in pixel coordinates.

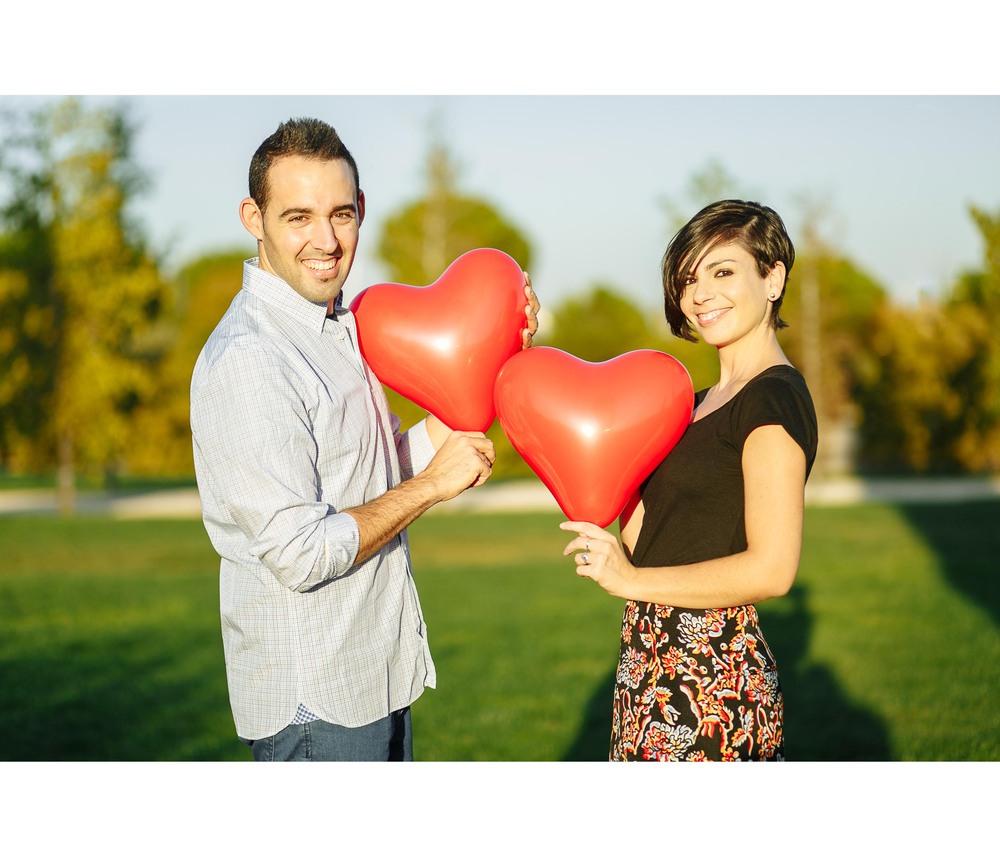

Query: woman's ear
[{"left": 766, "top": 261, "right": 787, "bottom": 300}]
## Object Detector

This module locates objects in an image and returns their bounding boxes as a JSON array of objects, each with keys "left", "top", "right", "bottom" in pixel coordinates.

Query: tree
[
  {"left": 376, "top": 139, "right": 533, "bottom": 285},
  {"left": 545, "top": 283, "right": 719, "bottom": 392},
  {"left": 781, "top": 251, "right": 887, "bottom": 423},
  {"left": 0, "top": 98, "right": 170, "bottom": 512},
  {"left": 372, "top": 136, "right": 536, "bottom": 479},
  {"left": 850, "top": 205, "right": 1000, "bottom": 474},
  {"left": 659, "top": 158, "right": 754, "bottom": 234},
  {"left": 127, "top": 249, "right": 247, "bottom": 477}
]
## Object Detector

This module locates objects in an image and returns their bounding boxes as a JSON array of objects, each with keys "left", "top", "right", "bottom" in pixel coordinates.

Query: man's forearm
[{"left": 343, "top": 470, "right": 447, "bottom": 565}]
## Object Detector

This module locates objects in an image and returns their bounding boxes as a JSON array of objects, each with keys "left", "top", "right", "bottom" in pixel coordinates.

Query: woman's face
[{"left": 679, "top": 241, "right": 783, "bottom": 349}]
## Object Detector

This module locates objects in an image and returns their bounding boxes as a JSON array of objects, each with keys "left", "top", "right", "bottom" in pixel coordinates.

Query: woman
[{"left": 561, "top": 200, "right": 818, "bottom": 761}]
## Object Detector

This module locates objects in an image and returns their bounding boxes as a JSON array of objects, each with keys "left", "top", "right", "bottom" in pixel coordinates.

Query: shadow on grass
[
  {"left": 562, "top": 670, "right": 615, "bottom": 761},
  {"left": 767, "top": 585, "right": 891, "bottom": 760},
  {"left": 0, "top": 628, "right": 240, "bottom": 762},
  {"left": 563, "top": 583, "right": 893, "bottom": 761},
  {"left": 897, "top": 500, "right": 1000, "bottom": 627}
]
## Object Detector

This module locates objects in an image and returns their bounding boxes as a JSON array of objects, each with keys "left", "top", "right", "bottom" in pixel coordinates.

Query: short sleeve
[{"left": 730, "top": 370, "right": 818, "bottom": 476}]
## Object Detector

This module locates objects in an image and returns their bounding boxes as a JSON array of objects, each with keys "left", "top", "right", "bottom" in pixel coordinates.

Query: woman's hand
[{"left": 560, "top": 521, "right": 638, "bottom": 599}]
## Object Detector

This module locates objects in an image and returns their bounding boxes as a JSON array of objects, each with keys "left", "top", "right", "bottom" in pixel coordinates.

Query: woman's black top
[{"left": 631, "top": 365, "right": 818, "bottom": 568}]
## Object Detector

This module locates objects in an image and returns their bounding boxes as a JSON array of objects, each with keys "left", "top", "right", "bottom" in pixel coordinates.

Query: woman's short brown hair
[{"left": 661, "top": 199, "right": 795, "bottom": 342}]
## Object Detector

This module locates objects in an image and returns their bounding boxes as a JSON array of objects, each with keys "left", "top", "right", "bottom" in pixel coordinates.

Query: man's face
[{"left": 240, "top": 155, "right": 365, "bottom": 306}]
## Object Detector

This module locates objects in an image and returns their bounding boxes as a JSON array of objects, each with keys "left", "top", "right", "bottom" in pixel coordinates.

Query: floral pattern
[{"left": 610, "top": 601, "right": 784, "bottom": 761}]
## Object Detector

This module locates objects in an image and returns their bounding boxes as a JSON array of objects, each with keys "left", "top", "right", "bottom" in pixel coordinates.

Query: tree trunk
[{"left": 57, "top": 431, "right": 76, "bottom": 517}]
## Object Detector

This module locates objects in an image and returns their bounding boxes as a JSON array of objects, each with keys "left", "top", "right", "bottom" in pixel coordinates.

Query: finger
[
  {"left": 559, "top": 521, "right": 609, "bottom": 541},
  {"left": 463, "top": 435, "right": 494, "bottom": 455},
  {"left": 562, "top": 535, "right": 593, "bottom": 557}
]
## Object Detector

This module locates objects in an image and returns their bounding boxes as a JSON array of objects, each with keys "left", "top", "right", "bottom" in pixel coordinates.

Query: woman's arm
[
  {"left": 618, "top": 491, "right": 645, "bottom": 560},
  {"left": 562, "top": 423, "right": 807, "bottom": 608}
]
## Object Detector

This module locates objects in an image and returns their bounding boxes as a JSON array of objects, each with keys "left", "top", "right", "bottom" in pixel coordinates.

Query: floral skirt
[{"left": 610, "top": 600, "right": 784, "bottom": 761}]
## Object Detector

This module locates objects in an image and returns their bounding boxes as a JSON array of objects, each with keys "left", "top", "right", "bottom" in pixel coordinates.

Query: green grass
[{"left": 0, "top": 501, "right": 997, "bottom": 761}]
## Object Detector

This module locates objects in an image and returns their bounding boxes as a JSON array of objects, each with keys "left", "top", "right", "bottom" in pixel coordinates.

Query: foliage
[
  {"left": 547, "top": 284, "right": 660, "bottom": 363},
  {"left": 0, "top": 98, "right": 170, "bottom": 505},
  {"left": 851, "top": 206, "right": 1000, "bottom": 473},
  {"left": 374, "top": 138, "right": 536, "bottom": 478},
  {"left": 659, "top": 158, "right": 753, "bottom": 235},
  {"left": 781, "top": 251, "right": 887, "bottom": 423},
  {"left": 544, "top": 283, "right": 719, "bottom": 391},
  {"left": 128, "top": 250, "right": 247, "bottom": 475},
  {"left": 2, "top": 501, "right": 998, "bottom": 761},
  {"left": 375, "top": 140, "right": 532, "bottom": 285}
]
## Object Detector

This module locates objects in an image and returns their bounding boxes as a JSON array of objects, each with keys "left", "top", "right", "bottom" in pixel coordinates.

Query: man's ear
[
  {"left": 239, "top": 197, "right": 264, "bottom": 241},
  {"left": 357, "top": 190, "right": 366, "bottom": 227}
]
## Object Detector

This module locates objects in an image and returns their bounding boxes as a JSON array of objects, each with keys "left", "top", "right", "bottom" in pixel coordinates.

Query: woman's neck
[{"left": 713, "top": 331, "right": 790, "bottom": 396}]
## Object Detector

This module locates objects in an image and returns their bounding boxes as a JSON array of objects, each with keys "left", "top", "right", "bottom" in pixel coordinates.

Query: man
[{"left": 190, "top": 117, "right": 538, "bottom": 761}]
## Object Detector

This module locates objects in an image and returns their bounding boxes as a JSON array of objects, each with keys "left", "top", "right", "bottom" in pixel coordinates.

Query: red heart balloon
[
  {"left": 349, "top": 249, "right": 526, "bottom": 432},
  {"left": 494, "top": 347, "right": 694, "bottom": 527}
]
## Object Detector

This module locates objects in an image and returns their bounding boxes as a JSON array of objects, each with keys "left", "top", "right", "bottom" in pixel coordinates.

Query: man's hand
[
  {"left": 423, "top": 430, "right": 496, "bottom": 498},
  {"left": 522, "top": 272, "right": 540, "bottom": 349}
]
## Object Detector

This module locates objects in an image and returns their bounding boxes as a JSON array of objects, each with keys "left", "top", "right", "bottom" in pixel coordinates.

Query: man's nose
[{"left": 312, "top": 219, "right": 340, "bottom": 253}]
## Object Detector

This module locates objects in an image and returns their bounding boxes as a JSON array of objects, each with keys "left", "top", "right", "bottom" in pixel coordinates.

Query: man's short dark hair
[{"left": 248, "top": 117, "right": 361, "bottom": 213}]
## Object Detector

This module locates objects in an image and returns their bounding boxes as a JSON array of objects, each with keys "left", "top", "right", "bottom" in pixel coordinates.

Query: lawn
[{"left": 0, "top": 501, "right": 997, "bottom": 761}]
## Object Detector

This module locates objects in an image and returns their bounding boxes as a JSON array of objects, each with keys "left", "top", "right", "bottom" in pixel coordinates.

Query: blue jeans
[{"left": 245, "top": 708, "right": 413, "bottom": 761}]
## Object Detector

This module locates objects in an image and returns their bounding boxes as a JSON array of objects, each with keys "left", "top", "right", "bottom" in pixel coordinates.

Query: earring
[{"left": 769, "top": 292, "right": 776, "bottom": 300}]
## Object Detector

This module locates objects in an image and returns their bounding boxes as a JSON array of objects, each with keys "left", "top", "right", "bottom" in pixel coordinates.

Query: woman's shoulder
[
  {"left": 734, "top": 364, "right": 818, "bottom": 466},
  {"left": 743, "top": 364, "right": 813, "bottom": 406}
]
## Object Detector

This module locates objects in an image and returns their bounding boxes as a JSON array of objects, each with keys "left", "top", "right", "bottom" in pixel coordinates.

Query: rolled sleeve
[
  {"left": 398, "top": 417, "right": 436, "bottom": 480},
  {"left": 192, "top": 342, "right": 362, "bottom": 591}
]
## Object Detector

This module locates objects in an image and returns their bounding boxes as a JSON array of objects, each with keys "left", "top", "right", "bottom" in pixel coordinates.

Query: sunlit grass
[{"left": 1, "top": 502, "right": 997, "bottom": 761}]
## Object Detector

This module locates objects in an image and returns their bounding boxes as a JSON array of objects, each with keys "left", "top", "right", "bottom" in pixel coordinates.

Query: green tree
[
  {"left": 851, "top": 205, "right": 1000, "bottom": 474},
  {"left": 782, "top": 251, "right": 887, "bottom": 423},
  {"left": 376, "top": 139, "right": 533, "bottom": 285},
  {"left": 127, "top": 249, "right": 247, "bottom": 476},
  {"left": 373, "top": 137, "right": 535, "bottom": 479},
  {"left": 545, "top": 283, "right": 718, "bottom": 391},
  {"left": 659, "top": 158, "right": 754, "bottom": 234},
  {"left": 0, "top": 98, "right": 169, "bottom": 512}
]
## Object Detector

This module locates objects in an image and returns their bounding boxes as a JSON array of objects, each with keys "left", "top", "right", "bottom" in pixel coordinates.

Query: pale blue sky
[
  {"left": 5, "top": 5, "right": 998, "bottom": 314},
  {"left": 5, "top": 95, "right": 998, "bottom": 311}
]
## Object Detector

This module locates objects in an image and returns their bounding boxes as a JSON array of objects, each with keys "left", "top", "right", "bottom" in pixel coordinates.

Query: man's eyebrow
[{"left": 278, "top": 203, "right": 357, "bottom": 218}]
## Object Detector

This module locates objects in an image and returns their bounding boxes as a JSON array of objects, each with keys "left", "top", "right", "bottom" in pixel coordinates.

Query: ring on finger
[{"left": 581, "top": 552, "right": 590, "bottom": 565}]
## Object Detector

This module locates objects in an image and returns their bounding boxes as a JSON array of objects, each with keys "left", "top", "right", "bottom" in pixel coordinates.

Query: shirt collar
[{"left": 241, "top": 258, "right": 345, "bottom": 334}]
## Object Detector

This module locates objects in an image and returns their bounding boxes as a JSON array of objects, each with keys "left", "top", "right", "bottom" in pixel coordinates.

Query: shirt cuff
[
  {"left": 325, "top": 510, "right": 361, "bottom": 572},
  {"left": 402, "top": 418, "right": 436, "bottom": 477}
]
